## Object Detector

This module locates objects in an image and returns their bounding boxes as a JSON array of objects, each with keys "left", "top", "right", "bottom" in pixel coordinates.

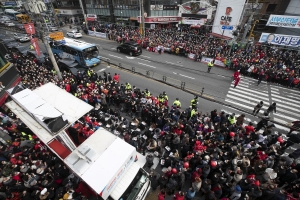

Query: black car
[
  {"left": 57, "top": 59, "right": 86, "bottom": 76},
  {"left": 117, "top": 42, "right": 142, "bottom": 56}
]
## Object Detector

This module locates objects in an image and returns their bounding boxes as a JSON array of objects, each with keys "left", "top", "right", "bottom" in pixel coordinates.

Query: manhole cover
[{"left": 177, "top": 61, "right": 182, "bottom": 64}]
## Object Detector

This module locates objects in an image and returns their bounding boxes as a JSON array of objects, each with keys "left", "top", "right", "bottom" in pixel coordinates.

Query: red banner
[
  {"left": 30, "top": 38, "right": 40, "bottom": 57},
  {"left": 23, "top": 23, "right": 35, "bottom": 35}
]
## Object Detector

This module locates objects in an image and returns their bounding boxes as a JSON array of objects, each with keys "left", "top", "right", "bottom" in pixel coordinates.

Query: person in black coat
[
  {"left": 149, "top": 174, "right": 160, "bottom": 191},
  {"left": 280, "top": 169, "right": 298, "bottom": 186}
]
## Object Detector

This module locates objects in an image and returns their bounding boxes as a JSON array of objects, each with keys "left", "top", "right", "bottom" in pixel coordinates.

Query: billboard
[
  {"left": 212, "top": 0, "right": 246, "bottom": 38},
  {"left": 266, "top": 15, "right": 300, "bottom": 29},
  {"left": 258, "top": 33, "right": 300, "bottom": 47}
]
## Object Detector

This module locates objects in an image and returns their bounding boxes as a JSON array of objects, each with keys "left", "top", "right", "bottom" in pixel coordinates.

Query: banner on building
[
  {"left": 212, "top": 0, "right": 246, "bottom": 38},
  {"left": 266, "top": 15, "right": 300, "bottom": 29},
  {"left": 258, "top": 32, "right": 300, "bottom": 47},
  {"left": 23, "top": 23, "right": 36, "bottom": 35},
  {"left": 181, "top": 19, "right": 207, "bottom": 25},
  {"left": 30, "top": 38, "right": 41, "bottom": 57}
]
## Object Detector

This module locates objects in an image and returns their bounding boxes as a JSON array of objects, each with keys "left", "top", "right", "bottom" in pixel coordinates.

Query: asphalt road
[{"left": 0, "top": 28, "right": 296, "bottom": 134}]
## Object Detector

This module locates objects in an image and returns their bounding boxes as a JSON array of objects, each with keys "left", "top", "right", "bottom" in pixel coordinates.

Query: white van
[{"left": 6, "top": 83, "right": 151, "bottom": 200}]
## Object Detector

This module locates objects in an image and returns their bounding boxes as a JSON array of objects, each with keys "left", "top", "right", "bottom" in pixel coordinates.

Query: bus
[
  {"left": 4, "top": 9, "right": 21, "bottom": 20},
  {"left": 0, "top": 5, "right": 20, "bottom": 11},
  {"left": 50, "top": 38, "right": 101, "bottom": 67},
  {"left": 16, "top": 14, "right": 31, "bottom": 23}
]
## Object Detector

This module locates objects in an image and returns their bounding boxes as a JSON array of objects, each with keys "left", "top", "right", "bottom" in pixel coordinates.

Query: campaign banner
[
  {"left": 30, "top": 38, "right": 41, "bottom": 57},
  {"left": 181, "top": 19, "right": 207, "bottom": 25},
  {"left": 23, "top": 23, "right": 35, "bottom": 35},
  {"left": 88, "top": 30, "right": 106, "bottom": 38},
  {"left": 266, "top": 15, "right": 300, "bottom": 29},
  {"left": 258, "top": 32, "right": 300, "bottom": 47},
  {"left": 188, "top": 53, "right": 195, "bottom": 60},
  {"left": 212, "top": 0, "right": 246, "bottom": 38},
  {"left": 201, "top": 57, "right": 226, "bottom": 67}
]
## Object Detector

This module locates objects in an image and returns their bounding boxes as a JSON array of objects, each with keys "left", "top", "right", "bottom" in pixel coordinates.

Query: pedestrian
[
  {"left": 253, "top": 101, "right": 263, "bottom": 116},
  {"left": 173, "top": 191, "right": 185, "bottom": 200},
  {"left": 207, "top": 60, "right": 214, "bottom": 73},
  {"left": 267, "top": 102, "right": 276, "bottom": 114},
  {"left": 233, "top": 76, "right": 240, "bottom": 88},
  {"left": 158, "top": 189, "right": 166, "bottom": 200},
  {"left": 185, "top": 187, "right": 196, "bottom": 200},
  {"left": 257, "top": 72, "right": 265, "bottom": 86}
]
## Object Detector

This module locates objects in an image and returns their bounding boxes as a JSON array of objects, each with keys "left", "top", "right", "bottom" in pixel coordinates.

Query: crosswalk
[{"left": 222, "top": 76, "right": 300, "bottom": 133}]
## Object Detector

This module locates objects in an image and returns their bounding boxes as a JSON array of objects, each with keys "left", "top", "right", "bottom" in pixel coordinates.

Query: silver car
[{"left": 13, "top": 33, "right": 30, "bottom": 42}]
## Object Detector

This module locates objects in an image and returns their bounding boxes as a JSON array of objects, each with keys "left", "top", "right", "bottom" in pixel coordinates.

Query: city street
[{"left": 0, "top": 28, "right": 295, "bottom": 134}]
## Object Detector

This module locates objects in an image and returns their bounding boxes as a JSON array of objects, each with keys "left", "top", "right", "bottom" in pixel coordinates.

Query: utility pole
[
  {"left": 79, "top": 0, "right": 88, "bottom": 30},
  {"left": 43, "top": 36, "right": 62, "bottom": 80},
  {"left": 140, "top": 0, "right": 145, "bottom": 37},
  {"left": 241, "top": 0, "right": 258, "bottom": 43}
]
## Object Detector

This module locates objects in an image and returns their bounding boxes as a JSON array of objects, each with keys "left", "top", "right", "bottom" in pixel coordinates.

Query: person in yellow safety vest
[
  {"left": 158, "top": 94, "right": 165, "bottom": 104},
  {"left": 125, "top": 82, "right": 131, "bottom": 90},
  {"left": 29, "top": 44, "right": 34, "bottom": 50},
  {"left": 87, "top": 69, "right": 94, "bottom": 77},
  {"left": 51, "top": 69, "right": 57, "bottom": 74},
  {"left": 190, "top": 96, "right": 198, "bottom": 109},
  {"left": 144, "top": 88, "right": 151, "bottom": 97},
  {"left": 162, "top": 91, "right": 168, "bottom": 101},
  {"left": 228, "top": 113, "right": 237, "bottom": 125},
  {"left": 173, "top": 98, "right": 181, "bottom": 108},
  {"left": 21, "top": 132, "right": 33, "bottom": 140},
  {"left": 191, "top": 108, "right": 197, "bottom": 117},
  {"left": 207, "top": 61, "right": 214, "bottom": 73}
]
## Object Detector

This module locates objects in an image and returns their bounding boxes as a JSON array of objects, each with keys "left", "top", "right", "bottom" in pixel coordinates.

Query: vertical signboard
[
  {"left": 212, "top": 0, "right": 246, "bottom": 38},
  {"left": 23, "top": 23, "right": 36, "bottom": 35},
  {"left": 30, "top": 38, "right": 41, "bottom": 57}
]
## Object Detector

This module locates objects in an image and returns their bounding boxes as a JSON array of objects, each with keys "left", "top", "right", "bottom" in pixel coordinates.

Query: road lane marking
[
  {"left": 217, "top": 75, "right": 226, "bottom": 78},
  {"left": 136, "top": 57, "right": 151, "bottom": 62},
  {"left": 108, "top": 54, "right": 123, "bottom": 59},
  {"left": 137, "top": 62, "right": 156, "bottom": 68},
  {"left": 166, "top": 61, "right": 183, "bottom": 66},
  {"left": 179, "top": 74, "right": 195, "bottom": 80},
  {"left": 173, "top": 72, "right": 177, "bottom": 74},
  {"left": 141, "top": 55, "right": 151, "bottom": 58},
  {"left": 111, "top": 47, "right": 116, "bottom": 50}
]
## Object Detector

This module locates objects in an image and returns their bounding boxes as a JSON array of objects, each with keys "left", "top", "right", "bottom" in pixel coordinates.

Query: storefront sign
[
  {"left": 266, "top": 15, "right": 300, "bottom": 29},
  {"left": 259, "top": 32, "right": 300, "bottom": 47},
  {"left": 181, "top": 19, "right": 207, "bottom": 25},
  {"left": 212, "top": 0, "right": 246, "bottom": 38},
  {"left": 150, "top": 5, "right": 178, "bottom": 10},
  {"left": 116, "top": 18, "right": 129, "bottom": 21},
  {"left": 56, "top": 9, "right": 82, "bottom": 15},
  {"left": 4, "top": 1, "right": 17, "bottom": 6},
  {"left": 138, "top": 16, "right": 181, "bottom": 23}
]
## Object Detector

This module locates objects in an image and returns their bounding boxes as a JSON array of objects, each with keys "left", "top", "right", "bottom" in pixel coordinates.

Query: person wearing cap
[
  {"left": 230, "top": 185, "right": 242, "bottom": 200},
  {"left": 173, "top": 98, "right": 181, "bottom": 108}
]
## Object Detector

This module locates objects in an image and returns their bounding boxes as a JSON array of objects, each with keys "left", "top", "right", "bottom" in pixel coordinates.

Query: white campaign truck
[{"left": 5, "top": 83, "right": 151, "bottom": 200}]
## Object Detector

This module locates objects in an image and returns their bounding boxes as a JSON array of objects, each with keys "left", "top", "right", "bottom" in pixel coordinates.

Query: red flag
[
  {"left": 23, "top": 23, "right": 35, "bottom": 35},
  {"left": 30, "top": 38, "right": 40, "bottom": 57}
]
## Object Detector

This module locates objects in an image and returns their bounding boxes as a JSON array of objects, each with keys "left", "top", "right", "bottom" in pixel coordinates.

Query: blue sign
[
  {"left": 259, "top": 32, "right": 300, "bottom": 47},
  {"left": 221, "top": 26, "right": 233, "bottom": 30},
  {"left": 4, "top": 1, "right": 17, "bottom": 6}
]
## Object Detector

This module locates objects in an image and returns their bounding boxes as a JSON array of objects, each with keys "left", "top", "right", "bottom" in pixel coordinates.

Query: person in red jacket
[
  {"left": 233, "top": 70, "right": 240, "bottom": 81},
  {"left": 158, "top": 189, "right": 166, "bottom": 200},
  {"left": 234, "top": 76, "right": 240, "bottom": 88},
  {"left": 173, "top": 191, "right": 185, "bottom": 200},
  {"left": 65, "top": 82, "right": 71, "bottom": 92},
  {"left": 245, "top": 122, "right": 255, "bottom": 135},
  {"left": 113, "top": 73, "right": 120, "bottom": 82}
]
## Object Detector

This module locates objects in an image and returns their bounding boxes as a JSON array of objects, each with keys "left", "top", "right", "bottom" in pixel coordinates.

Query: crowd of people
[
  {"left": 0, "top": 51, "right": 298, "bottom": 200},
  {"left": 83, "top": 22, "right": 300, "bottom": 89}
]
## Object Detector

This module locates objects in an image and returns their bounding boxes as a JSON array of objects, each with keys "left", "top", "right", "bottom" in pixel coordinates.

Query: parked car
[
  {"left": 5, "top": 21, "right": 15, "bottom": 26},
  {"left": 66, "top": 30, "right": 82, "bottom": 38},
  {"left": 48, "top": 25, "right": 58, "bottom": 31},
  {"left": 57, "top": 59, "right": 86, "bottom": 76},
  {"left": 117, "top": 41, "right": 142, "bottom": 56},
  {"left": 13, "top": 33, "right": 30, "bottom": 42}
]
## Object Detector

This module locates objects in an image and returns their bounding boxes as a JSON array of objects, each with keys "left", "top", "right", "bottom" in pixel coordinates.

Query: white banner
[
  {"left": 258, "top": 32, "right": 300, "bottom": 47},
  {"left": 188, "top": 53, "right": 195, "bottom": 59},
  {"left": 201, "top": 57, "right": 225, "bottom": 67},
  {"left": 88, "top": 30, "right": 106, "bottom": 38},
  {"left": 266, "top": 15, "right": 300, "bottom": 29},
  {"left": 212, "top": 0, "right": 246, "bottom": 38},
  {"left": 181, "top": 19, "right": 207, "bottom": 25}
]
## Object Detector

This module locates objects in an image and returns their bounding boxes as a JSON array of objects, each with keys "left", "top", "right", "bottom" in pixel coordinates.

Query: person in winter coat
[
  {"left": 158, "top": 175, "right": 168, "bottom": 189},
  {"left": 233, "top": 167, "right": 243, "bottom": 183},
  {"left": 192, "top": 177, "right": 202, "bottom": 192},
  {"left": 150, "top": 174, "right": 160, "bottom": 191},
  {"left": 158, "top": 189, "right": 166, "bottom": 200},
  {"left": 233, "top": 76, "right": 240, "bottom": 88},
  {"left": 173, "top": 191, "right": 185, "bottom": 200},
  {"left": 185, "top": 187, "right": 196, "bottom": 200},
  {"left": 230, "top": 185, "right": 242, "bottom": 200},
  {"left": 236, "top": 114, "right": 245, "bottom": 126}
]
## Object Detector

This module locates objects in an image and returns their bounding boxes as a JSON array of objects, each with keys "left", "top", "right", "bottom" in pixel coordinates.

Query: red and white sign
[
  {"left": 23, "top": 23, "right": 36, "bottom": 35},
  {"left": 30, "top": 38, "right": 40, "bottom": 57},
  {"left": 138, "top": 16, "right": 181, "bottom": 23},
  {"left": 86, "top": 14, "right": 97, "bottom": 22}
]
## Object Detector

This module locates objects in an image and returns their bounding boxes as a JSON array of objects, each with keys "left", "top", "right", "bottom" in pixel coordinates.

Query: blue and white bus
[
  {"left": 4, "top": 9, "right": 21, "bottom": 20},
  {"left": 50, "top": 38, "right": 101, "bottom": 67}
]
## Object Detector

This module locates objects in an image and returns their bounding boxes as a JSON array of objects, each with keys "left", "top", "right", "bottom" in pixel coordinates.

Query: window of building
[{"left": 266, "top": 4, "right": 277, "bottom": 12}]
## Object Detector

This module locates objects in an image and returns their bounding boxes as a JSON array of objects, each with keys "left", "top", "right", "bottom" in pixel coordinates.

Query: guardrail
[{"left": 100, "top": 57, "right": 295, "bottom": 132}]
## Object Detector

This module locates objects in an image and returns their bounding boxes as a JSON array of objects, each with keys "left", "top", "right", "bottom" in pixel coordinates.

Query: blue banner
[{"left": 259, "top": 32, "right": 300, "bottom": 47}]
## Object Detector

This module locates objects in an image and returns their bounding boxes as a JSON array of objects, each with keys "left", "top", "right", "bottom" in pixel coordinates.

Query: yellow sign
[{"left": 49, "top": 32, "right": 64, "bottom": 41}]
